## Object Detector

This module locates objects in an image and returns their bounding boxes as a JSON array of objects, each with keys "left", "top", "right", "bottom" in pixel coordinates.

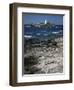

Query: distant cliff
[
  {"left": 24, "top": 22, "right": 63, "bottom": 30},
  {"left": 24, "top": 21, "right": 55, "bottom": 29}
]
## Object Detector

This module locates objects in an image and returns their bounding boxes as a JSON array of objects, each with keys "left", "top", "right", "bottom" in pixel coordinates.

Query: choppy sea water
[{"left": 24, "top": 25, "right": 63, "bottom": 39}]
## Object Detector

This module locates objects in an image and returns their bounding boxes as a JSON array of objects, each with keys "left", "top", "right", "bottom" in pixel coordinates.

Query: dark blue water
[{"left": 24, "top": 25, "right": 63, "bottom": 39}]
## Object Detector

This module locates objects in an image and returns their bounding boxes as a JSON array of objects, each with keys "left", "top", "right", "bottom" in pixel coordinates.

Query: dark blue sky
[{"left": 23, "top": 13, "right": 63, "bottom": 25}]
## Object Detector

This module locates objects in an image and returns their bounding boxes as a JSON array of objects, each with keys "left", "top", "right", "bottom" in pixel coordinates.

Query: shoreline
[{"left": 24, "top": 37, "right": 63, "bottom": 74}]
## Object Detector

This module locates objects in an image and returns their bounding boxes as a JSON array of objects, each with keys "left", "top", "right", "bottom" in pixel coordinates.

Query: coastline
[{"left": 24, "top": 37, "right": 63, "bottom": 74}]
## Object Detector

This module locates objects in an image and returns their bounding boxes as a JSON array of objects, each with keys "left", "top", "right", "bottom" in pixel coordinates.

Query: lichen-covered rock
[{"left": 24, "top": 37, "right": 63, "bottom": 74}]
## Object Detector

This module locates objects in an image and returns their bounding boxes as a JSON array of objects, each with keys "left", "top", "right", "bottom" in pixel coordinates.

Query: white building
[{"left": 44, "top": 19, "right": 47, "bottom": 24}]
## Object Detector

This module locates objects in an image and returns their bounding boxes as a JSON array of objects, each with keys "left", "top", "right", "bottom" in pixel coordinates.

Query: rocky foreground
[{"left": 24, "top": 37, "right": 63, "bottom": 74}]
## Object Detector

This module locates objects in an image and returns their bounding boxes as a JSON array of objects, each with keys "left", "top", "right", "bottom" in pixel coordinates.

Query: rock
[{"left": 24, "top": 37, "right": 63, "bottom": 74}]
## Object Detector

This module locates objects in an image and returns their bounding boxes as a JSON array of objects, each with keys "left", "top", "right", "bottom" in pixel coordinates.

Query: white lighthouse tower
[{"left": 44, "top": 19, "right": 47, "bottom": 24}]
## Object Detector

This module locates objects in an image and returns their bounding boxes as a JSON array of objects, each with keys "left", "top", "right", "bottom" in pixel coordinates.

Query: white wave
[
  {"left": 36, "top": 33, "right": 41, "bottom": 35},
  {"left": 24, "top": 35, "right": 32, "bottom": 38},
  {"left": 52, "top": 32, "right": 59, "bottom": 34}
]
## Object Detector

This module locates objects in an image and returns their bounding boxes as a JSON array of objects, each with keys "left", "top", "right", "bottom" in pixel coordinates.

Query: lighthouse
[{"left": 44, "top": 19, "right": 47, "bottom": 24}]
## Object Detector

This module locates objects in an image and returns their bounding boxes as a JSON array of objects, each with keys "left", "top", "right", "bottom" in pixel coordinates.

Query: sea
[{"left": 24, "top": 25, "right": 63, "bottom": 40}]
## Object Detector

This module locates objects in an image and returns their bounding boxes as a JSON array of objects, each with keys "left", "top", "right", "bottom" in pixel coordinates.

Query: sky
[{"left": 23, "top": 13, "right": 63, "bottom": 25}]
